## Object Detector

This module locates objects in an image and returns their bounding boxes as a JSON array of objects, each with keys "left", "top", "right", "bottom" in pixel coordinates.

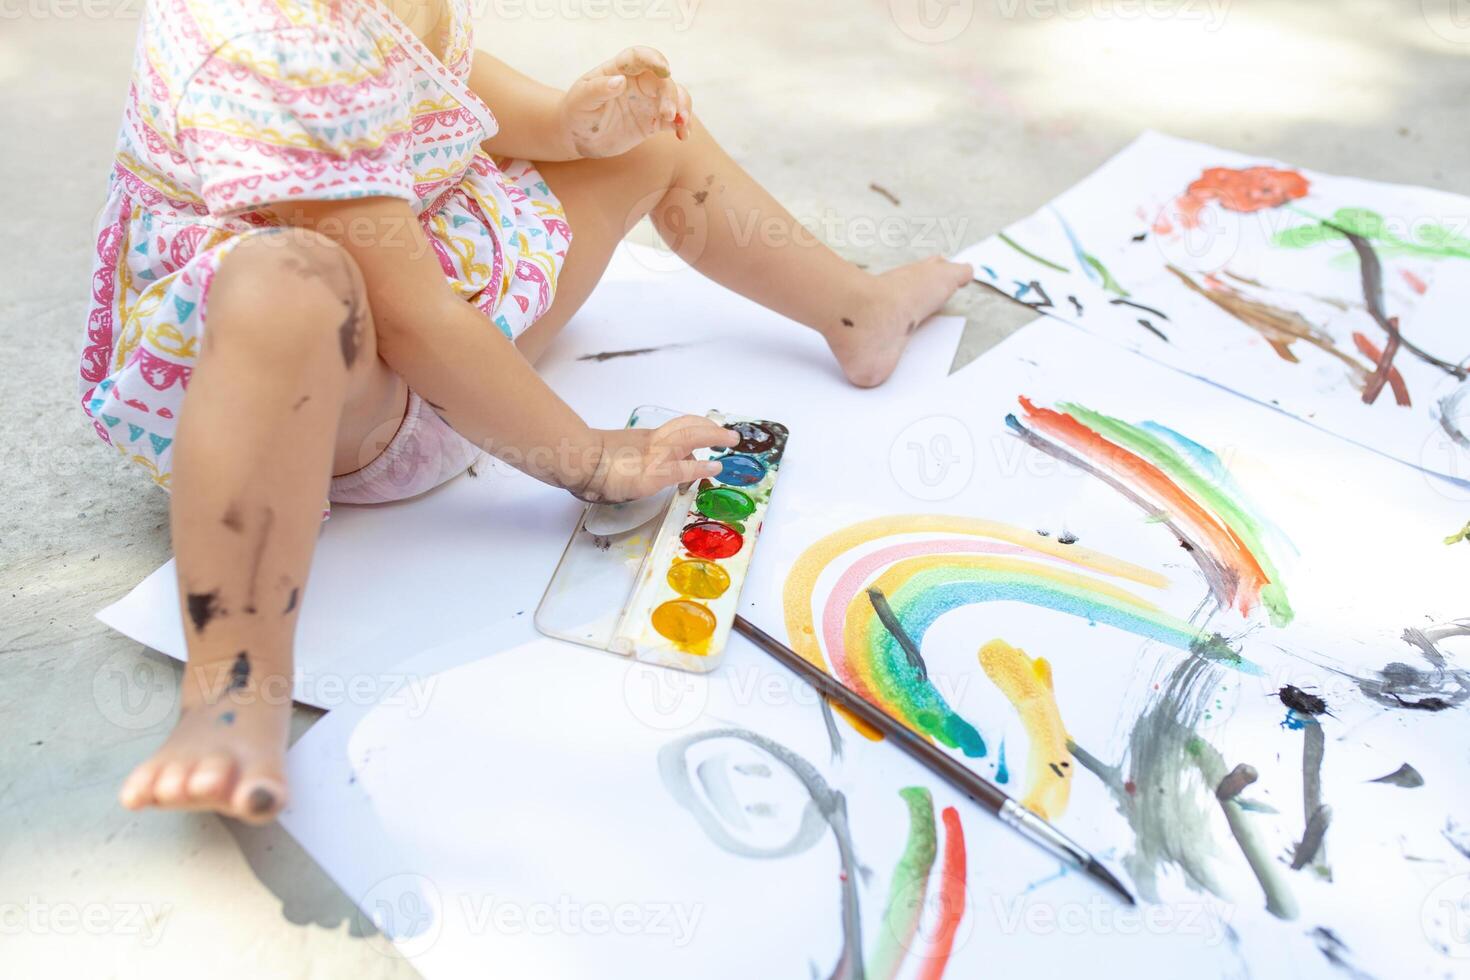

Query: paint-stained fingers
[
  {"left": 656, "top": 416, "right": 739, "bottom": 457},
  {"left": 604, "top": 45, "right": 670, "bottom": 80},
  {"left": 668, "top": 458, "right": 722, "bottom": 487},
  {"left": 570, "top": 73, "right": 627, "bottom": 110},
  {"left": 656, "top": 77, "right": 679, "bottom": 126},
  {"left": 674, "top": 85, "right": 693, "bottom": 139}
]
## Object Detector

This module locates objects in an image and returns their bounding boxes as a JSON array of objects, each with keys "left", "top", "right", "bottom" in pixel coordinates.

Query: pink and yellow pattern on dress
[
  {"left": 79, "top": 0, "right": 569, "bottom": 491},
  {"left": 781, "top": 515, "right": 1258, "bottom": 772}
]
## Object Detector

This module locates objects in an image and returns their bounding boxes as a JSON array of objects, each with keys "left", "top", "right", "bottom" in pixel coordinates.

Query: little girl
[{"left": 87, "top": 0, "right": 972, "bottom": 823}]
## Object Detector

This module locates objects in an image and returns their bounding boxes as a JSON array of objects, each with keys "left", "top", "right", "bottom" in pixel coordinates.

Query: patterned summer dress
[{"left": 80, "top": 0, "right": 571, "bottom": 488}]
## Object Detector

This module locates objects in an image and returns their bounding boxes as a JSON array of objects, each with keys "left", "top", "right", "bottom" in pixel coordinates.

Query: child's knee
[{"left": 207, "top": 229, "right": 375, "bottom": 369}]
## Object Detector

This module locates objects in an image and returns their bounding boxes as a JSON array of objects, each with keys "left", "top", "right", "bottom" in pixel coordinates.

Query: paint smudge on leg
[
  {"left": 186, "top": 590, "right": 223, "bottom": 633},
  {"left": 228, "top": 651, "right": 251, "bottom": 693}
]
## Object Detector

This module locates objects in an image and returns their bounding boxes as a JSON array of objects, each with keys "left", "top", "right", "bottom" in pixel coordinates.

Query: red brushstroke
[
  {"left": 1400, "top": 269, "right": 1428, "bottom": 295},
  {"left": 917, "top": 806, "right": 967, "bottom": 980},
  {"left": 1174, "top": 166, "right": 1310, "bottom": 228},
  {"left": 1351, "top": 332, "right": 1412, "bottom": 406},
  {"left": 1018, "top": 397, "right": 1271, "bottom": 617}
]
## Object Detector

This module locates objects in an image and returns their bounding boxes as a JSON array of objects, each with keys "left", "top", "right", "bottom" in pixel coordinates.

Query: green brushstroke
[
  {"left": 1275, "top": 206, "right": 1470, "bottom": 262},
  {"left": 1057, "top": 401, "right": 1294, "bottom": 626},
  {"left": 997, "top": 232, "right": 1071, "bottom": 274},
  {"left": 1446, "top": 521, "right": 1470, "bottom": 546},
  {"left": 868, "top": 787, "right": 938, "bottom": 980},
  {"left": 1085, "top": 254, "right": 1130, "bottom": 297},
  {"left": 1188, "top": 736, "right": 1299, "bottom": 920}
]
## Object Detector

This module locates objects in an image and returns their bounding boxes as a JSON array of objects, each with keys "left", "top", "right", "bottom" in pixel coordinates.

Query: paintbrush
[{"left": 732, "top": 614, "right": 1136, "bottom": 906}]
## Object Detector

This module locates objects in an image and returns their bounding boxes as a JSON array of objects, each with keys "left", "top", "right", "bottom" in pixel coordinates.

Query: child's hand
[
  {"left": 560, "top": 46, "right": 692, "bottom": 159},
  {"left": 574, "top": 416, "right": 738, "bottom": 503}
]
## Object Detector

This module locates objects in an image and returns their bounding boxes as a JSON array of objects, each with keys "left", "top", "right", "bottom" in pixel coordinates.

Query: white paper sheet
[
  {"left": 95, "top": 243, "right": 965, "bottom": 708},
  {"left": 955, "top": 131, "right": 1470, "bottom": 484},
  {"left": 281, "top": 313, "right": 1468, "bottom": 977},
  {"left": 281, "top": 628, "right": 1253, "bottom": 979}
]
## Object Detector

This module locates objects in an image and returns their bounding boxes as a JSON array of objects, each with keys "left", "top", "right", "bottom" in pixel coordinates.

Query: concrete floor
[{"left": 3, "top": 0, "right": 1465, "bottom": 975}]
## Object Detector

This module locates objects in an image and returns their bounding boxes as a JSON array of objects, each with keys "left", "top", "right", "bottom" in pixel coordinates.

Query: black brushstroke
[
  {"left": 1331, "top": 222, "right": 1466, "bottom": 381},
  {"left": 1136, "top": 318, "right": 1170, "bottom": 342},
  {"left": 1130, "top": 231, "right": 1148, "bottom": 242},
  {"left": 866, "top": 587, "right": 928, "bottom": 681},
  {"left": 1057, "top": 531, "right": 1079, "bottom": 545},
  {"left": 1067, "top": 294, "right": 1084, "bottom": 316},
  {"left": 1278, "top": 685, "right": 1328, "bottom": 716},
  {"left": 1345, "top": 625, "right": 1470, "bottom": 712},
  {"left": 283, "top": 587, "right": 299, "bottom": 615},
  {"left": 1312, "top": 926, "right": 1372, "bottom": 980},
  {"left": 186, "top": 590, "right": 222, "bottom": 633},
  {"left": 840, "top": 318, "right": 855, "bottom": 328},
  {"left": 243, "top": 506, "right": 275, "bottom": 615},
  {"left": 1020, "top": 280, "right": 1054, "bottom": 310},
  {"left": 1109, "top": 296, "right": 1171, "bottom": 321},
  {"left": 228, "top": 651, "right": 251, "bottom": 692},
  {"left": 576, "top": 346, "right": 668, "bottom": 362},
  {"left": 1368, "top": 763, "right": 1423, "bottom": 787}
]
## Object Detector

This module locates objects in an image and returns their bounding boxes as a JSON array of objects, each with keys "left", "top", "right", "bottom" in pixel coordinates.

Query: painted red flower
[{"left": 1173, "top": 166, "right": 1311, "bottom": 228}]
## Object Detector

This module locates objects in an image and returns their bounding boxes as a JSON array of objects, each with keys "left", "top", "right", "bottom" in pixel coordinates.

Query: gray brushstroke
[
  {"left": 1072, "top": 657, "right": 1226, "bottom": 903},
  {"left": 866, "top": 587, "right": 928, "bottom": 681},
  {"left": 1312, "top": 925, "right": 1375, "bottom": 980},
  {"left": 819, "top": 699, "right": 845, "bottom": 762},
  {"left": 1297, "top": 718, "right": 1329, "bottom": 873},
  {"left": 1368, "top": 763, "right": 1423, "bottom": 788},
  {"left": 1438, "top": 382, "right": 1470, "bottom": 450},
  {"left": 1069, "top": 657, "right": 1297, "bottom": 918},
  {"left": 1006, "top": 414, "right": 1239, "bottom": 616},
  {"left": 660, "top": 728, "right": 864, "bottom": 980},
  {"left": 1444, "top": 818, "right": 1470, "bottom": 860},
  {"left": 734, "top": 763, "right": 772, "bottom": 777},
  {"left": 1291, "top": 805, "right": 1333, "bottom": 871},
  {"left": 1344, "top": 624, "right": 1470, "bottom": 712},
  {"left": 695, "top": 755, "right": 752, "bottom": 834}
]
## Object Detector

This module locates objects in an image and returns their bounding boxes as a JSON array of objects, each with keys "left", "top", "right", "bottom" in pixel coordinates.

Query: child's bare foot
[
  {"left": 825, "top": 257, "right": 974, "bottom": 388},
  {"left": 118, "top": 658, "right": 291, "bottom": 824}
]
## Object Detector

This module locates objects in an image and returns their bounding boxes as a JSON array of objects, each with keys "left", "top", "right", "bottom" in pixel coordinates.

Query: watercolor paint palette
[{"left": 536, "top": 406, "right": 788, "bottom": 672}]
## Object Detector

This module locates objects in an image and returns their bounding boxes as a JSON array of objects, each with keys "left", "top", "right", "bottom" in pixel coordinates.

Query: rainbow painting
[
  {"left": 1006, "top": 398, "right": 1293, "bottom": 625},
  {"left": 781, "top": 516, "right": 1256, "bottom": 766}
]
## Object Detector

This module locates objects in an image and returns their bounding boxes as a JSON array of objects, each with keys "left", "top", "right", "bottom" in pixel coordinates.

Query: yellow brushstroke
[{"left": 978, "top": 639, "right": 1072, "bottom": 819}]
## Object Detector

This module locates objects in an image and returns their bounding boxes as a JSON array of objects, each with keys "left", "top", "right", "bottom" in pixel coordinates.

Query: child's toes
[
  {"left": 151, "top": 760, "right": 195, "bottom": 807},
  {"left": 119, "top": 760, "right": 163, "bottom": 810},
  {"left": 231, "top": 772, "right": 288, "bottom": 824},
  {"left": 185, "top": 753, "right": 238, "bottom": 805}
]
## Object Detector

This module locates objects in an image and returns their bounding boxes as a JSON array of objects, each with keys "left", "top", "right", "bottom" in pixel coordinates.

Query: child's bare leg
[
  {"left": 521, "top": 118, "right": 972, "bottom": 385},
  {"left": 118, "top": 230, "right": 405, "bottom": 823}
]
